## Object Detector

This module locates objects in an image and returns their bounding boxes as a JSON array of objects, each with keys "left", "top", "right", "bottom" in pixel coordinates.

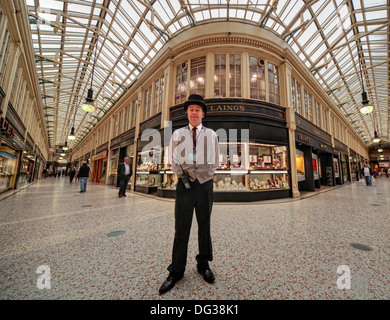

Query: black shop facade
[
  {"left": 294, "top": 114, "right": 342, "bottom": 191},
  {"left": 136, "top": 98, "right": 291, "bottom": 202}
]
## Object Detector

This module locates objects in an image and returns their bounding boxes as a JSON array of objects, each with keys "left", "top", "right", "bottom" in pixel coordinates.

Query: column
[{"left": 281, "top": 60, "right": 300, "bottom": 198}]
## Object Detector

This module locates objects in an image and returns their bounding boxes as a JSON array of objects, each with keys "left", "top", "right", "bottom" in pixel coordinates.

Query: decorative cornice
[{"left": 173, "top": 36, "right": 284, "bottom": 58}]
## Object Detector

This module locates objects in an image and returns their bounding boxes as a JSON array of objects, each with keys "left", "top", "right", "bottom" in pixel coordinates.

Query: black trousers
[
  {"left": 168, "top": 178, "right": 213, "bottom": 276},
  {"left": 118, "top": 174, "right": 131, "bottom": 196}
]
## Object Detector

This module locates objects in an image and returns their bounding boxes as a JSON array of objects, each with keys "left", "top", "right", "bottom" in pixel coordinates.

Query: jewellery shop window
[
  {"left": 159, "top": 146, "right": 178, "bottom": 190},
  {"left": 0, "top": 152, "right": 17, "bottom": 192},
  {"left": 135, "top": 148, "right": 161, "bottom": 188},
  {"left": 214, "top": 142, "right": 289, "bottom": 192}
]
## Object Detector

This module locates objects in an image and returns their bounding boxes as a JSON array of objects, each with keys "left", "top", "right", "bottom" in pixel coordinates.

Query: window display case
[
  {"left": 214, "top": 172, "right": 247, "bottom": 191},
  {"left": 312, "top": 153, "right": 319, "bottom": 180},
  {"left": 18, "top": 158, "right": 31, "bottom": 185},
  {"left": 213, "top": 170, "right": 289, "bottom": 192},
  {"left": 0, "top": 151, "right": 17, "bottom": 193},
  {"left": 296, "top": 149, "right": 305, "bottom": 181},
  {"left": 214, "top": 142, "right": 290, "bottom": 195},
  {"left": 135, "top": 149, "right": 161, "bottom": 194},
  {"left": 155, "top": 141, "right": 290, "bottom": 201},
  {"left": 333, "top": 158, "right": 340, "bottom": 178},
  {"left": 247, "top": 171, "right": 289, "bottom": 190}
]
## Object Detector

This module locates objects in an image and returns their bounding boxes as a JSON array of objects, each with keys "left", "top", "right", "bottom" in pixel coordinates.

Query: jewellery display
[
  {"left": 159, "top": 170, "right": 178, "bottom": 190},
  {"left": 135, "top": 148, "right": 162, "bottom": 193},
  {"left": 213, "top": 172, "right": 289, "bottom": 191},
  {"left": 213, "top": 142, "right": 290, "bottom": 192},
  {"left": 138, "top": 142, "right": 290, "bottom": 195},
  {"left": 135, "top": 172, "right": 160, "bottom": 187}
]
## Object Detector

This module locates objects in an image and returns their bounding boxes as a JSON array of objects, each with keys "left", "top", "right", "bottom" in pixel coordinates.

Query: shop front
[
  {"left": 295, "top": 114, "right": 334, "bottom": 191},
  {"left": 0, "top": 108, "right": 22, "bottom": 192},
  {"left": 349, "top": 149, "right": 359, "bottom": 182},
  {"left": 91, "top": 150, "right": 108, "bottom": 184},
  {"left": 334, "top": 139, "right": 350, "bottom": 184},
  {"left": 0, "top": 147, "right": 18, "bottom": 193},
  {"left": 138, "top": 98, "right": 291, "bottom": 202},
  {"left": 135, "top": 114, "right": 161, "bottom": 194},
  {"left": 18, "top": 152, "right": 35, "bottom": 186},
  {"left": 109, "top": 127, "right": 135, "bottom": 187}
]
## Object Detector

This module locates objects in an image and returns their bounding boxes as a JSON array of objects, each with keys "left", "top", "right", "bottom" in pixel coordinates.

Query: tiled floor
[{"left": 0, "top": 176, "right": 389, "bottom": 300}]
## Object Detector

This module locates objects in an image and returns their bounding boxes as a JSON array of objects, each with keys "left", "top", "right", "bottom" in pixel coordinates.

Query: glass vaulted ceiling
[{"left": 26, "top": 0, "right": 389, "bottom": 150}]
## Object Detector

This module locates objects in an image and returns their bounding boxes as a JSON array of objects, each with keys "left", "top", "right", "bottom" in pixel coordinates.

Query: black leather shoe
[
  {"left": 159, "top": 274, "right": 183, "bottom": 294},
  {"left": 197, "top": 266, "right": 215, "bottom": 283}
]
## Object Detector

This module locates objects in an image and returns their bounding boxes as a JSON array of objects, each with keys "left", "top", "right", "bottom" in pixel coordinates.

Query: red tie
[{"left": 192, "top": 127, "right": 197, "bottom": 146}]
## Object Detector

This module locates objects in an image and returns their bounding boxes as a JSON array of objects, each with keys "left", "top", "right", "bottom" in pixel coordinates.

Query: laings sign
[
  {"left": 209, "top": 104, "right": 245, "bottom": 112},
  {"left": 0, "top": 115, "right": 15, "bottom": 138}
]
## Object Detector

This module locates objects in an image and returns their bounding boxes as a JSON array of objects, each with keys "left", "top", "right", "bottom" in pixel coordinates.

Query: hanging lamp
[
  {"left": 81, "top": 37, "right": 98, "bottom": 113},
  {"left": 358, "top": 58, "right": 373, "bottom": 115},
  {"left": 372, "top": 131, "right": 380, "bottom": 143},
  {"left": 68, "top": 126, "right": 76, "bottom": 140},
  {"left": 62, "top": 141, "right": 69, "bottom": 151}
]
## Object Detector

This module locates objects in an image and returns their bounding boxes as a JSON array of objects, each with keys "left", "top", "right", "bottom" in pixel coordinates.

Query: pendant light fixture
[
  {"left": 358, "top": 58, "right": 373, "bottom": 115},
  {"left": 81, "top": 37, "right": 98, "bottom": 113},
  {"left": 377, "top": 144, "right": 383, "bottom": 153},
  {"left": 372, "top": 131, "right": 380, "bottom": 143},
  {"left": 62, "top": 141, "right": 69, "bottom": 151},
  {"left": 68, "top": 126, "right": 76, "bottom": 140}
]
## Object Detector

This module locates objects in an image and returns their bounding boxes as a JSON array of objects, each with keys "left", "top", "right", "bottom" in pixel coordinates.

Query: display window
[
  {"left": 18, "top": 158, "right": 33, "bottom": 185},
  {"left": 296, "top": 149, "right": 305, "bottom": 181},
  {"left": 312, "top": 153, "right": 319, "bottom": 180},
  {"left": 135, "top": 147, "right": 162, "bottom": 193},
  {"left": 333, "top": 158, "right": 340, "bottom": 178},
  {"left": 214, "top": 142, "right": 289, "bottom": 192},
  {"left": 0, "top": 151, "right": 17, "bottom": 192},
  {"left": 155, "top": 141, "right": 289, "bottom": 193},
  {"left": 135, "top": 172, "right": 161, "bottom": 188},
  {"left": 101, "top": 161, "right": 107, "bottom": 180}
]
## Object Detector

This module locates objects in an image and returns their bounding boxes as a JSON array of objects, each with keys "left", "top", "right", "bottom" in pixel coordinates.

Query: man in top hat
[{"left": 159, "top": 94, "right": 220, "bottom": 294}]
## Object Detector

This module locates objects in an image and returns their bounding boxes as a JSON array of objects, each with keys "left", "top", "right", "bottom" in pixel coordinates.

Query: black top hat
[{"left": 184, "top": 94, "right": 207, "bottom": 114}]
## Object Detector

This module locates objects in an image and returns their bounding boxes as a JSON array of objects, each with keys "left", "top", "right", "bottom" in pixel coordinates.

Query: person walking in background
[
  {"left": 69, "top": 167, "right": 76, "bottom": 183},
  {"left": 75, "top": 161, "right": 91, "bottom": 192},
  {"left": 361, "top": 163, "right": 373, "bottom": 186},
  {"left": 117, "top": 157, "right": 132, "bottom": 198}
]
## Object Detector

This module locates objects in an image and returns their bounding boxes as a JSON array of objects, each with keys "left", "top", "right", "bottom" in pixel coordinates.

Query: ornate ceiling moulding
[{"left": 173, "top": 35, "right": 284, "bottom": 59}]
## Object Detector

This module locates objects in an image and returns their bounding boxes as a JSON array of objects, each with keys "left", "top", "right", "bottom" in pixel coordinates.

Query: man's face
[
  {"left": 187, "top": 104, "right": 204, "bottom": 127},
  {"left": 124, "top": 158, "right": 129, "bottom": 164}
]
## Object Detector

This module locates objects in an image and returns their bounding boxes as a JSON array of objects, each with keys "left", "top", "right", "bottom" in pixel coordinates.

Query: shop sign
[
  {"left": 320, "top": 144, "right": 328, "bottom": 150},
  {"left": 209, "top": 104, "right": 245, "bottom": 112},
  {"left": 298, "top": 134, "right": 311, "bottom": 144},
  {"left": 92, "top": 150, "right": 107, "bottom": 161},
  {"left": 0, "top": 115, "right": 15, "bottom": 138},
  {"left": 0, "top": 151, "right": 17, "bottom": 159}
]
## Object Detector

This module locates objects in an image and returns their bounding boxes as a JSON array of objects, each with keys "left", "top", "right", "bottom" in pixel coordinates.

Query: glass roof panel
[{"left": 26, "top": 0, "right": 389, "bottom": 150}]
